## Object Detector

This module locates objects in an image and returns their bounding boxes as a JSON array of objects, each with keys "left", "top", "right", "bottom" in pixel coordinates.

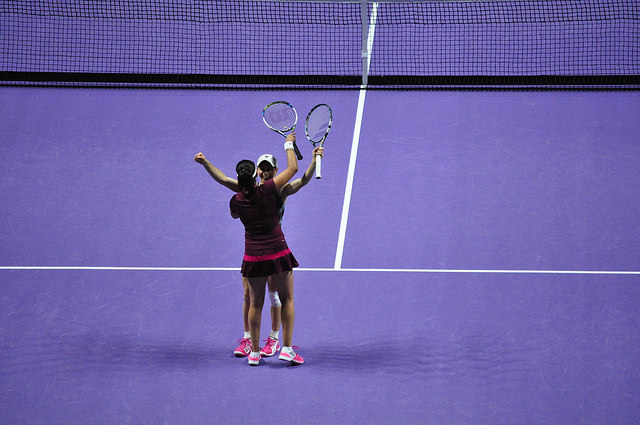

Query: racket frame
[
  {"left": 262, "top": 101, "right": 303, "bottom": 160},
  {"left": 305, "top": 103, "right": 333, "bottom": 179}
]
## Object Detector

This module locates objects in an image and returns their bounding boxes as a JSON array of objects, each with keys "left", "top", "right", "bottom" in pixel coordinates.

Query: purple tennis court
[
  {"left": 2, "top": 85, "right": 640, "bottom": 425},
  {"left": 2, "top": 1, "right": 640, "bottom": 424}
]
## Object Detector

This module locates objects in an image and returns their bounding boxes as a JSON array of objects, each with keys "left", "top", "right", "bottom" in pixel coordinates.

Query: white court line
[
  {"left": 1, "top": 266, "right": 638, "bottom": 275},
  {"left": 334, "top": 89, "right": 365, "bottom": 269},
  {"left": 0, "top": 266, "right": 239, "bottom": 271},
  {"left": 334, "top": 2, "right": 378, "bottom": 270},
  {"left": 315, "top": 268, "right": 640, "bottom": 275}
]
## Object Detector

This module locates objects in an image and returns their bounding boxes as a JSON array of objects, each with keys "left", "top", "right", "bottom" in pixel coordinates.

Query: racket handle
[
  {"left": 293, "top": 142, "right": 303, "bottom": 160},
  {"left": 315, "top": 154, "right": 322, "bottom": 179}
]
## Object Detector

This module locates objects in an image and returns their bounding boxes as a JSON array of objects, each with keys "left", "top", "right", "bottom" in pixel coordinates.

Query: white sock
[
  {"left": 269, "top": 330, "right": 279, "bottom": 340},
  {"left": 282, "top": 346, "right": 293, "bottom": 353},
  {"left": 244, "top": 331, "right": 251, "bottom": 339}
]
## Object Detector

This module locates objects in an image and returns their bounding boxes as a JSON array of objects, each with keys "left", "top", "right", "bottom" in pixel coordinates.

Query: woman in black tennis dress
[
  {"left": 227, "top": 135, "right": 304, "bottom": 366},
  {"left": 195, "top": 134, "right": 322, "bottom": 366}
]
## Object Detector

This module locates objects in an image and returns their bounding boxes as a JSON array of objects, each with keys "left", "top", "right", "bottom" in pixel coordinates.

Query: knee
[
  {"left": 268, "top": 290, "right": 282, "bottom": 308},
  {"left": 278, "top": 293, "right": 293, "bottom": 308},
  {"left": 251, "top": 295, "right": 265, "bottom": 308}
]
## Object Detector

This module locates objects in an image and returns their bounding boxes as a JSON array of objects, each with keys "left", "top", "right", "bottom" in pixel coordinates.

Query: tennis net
[{"left": 1, "top": 0, "right": 638, "bottom": 89}]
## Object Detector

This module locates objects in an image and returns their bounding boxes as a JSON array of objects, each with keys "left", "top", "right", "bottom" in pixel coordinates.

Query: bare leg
[
  {"left": 271, "top": 271, "right": 294, "bottom": 347},
  {"left": 267, "top": 276, "right": 282, "bottom": 335},
  {"left": 242, "top": 277, "right": 250, "bottom": 333},
  {"left": 247, "top": 277, "right": 267, "bottom": 352}
]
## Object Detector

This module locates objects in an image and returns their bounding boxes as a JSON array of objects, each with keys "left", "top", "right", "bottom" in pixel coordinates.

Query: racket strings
[
  {"left": 264, "top": 104, "right": 297, "bottom": 131},
  {"left": 306, "top": 109, "right": 331, "bottom": 142}
]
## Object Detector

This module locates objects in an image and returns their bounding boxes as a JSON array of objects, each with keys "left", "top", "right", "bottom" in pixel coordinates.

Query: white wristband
[{"left": 284, "top": 141, "right": 295, "bottom": 151}]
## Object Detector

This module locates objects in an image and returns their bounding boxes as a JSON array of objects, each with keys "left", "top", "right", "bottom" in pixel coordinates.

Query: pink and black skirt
[{"left": 241, "top": 246, "right": 299, "bottom": 278}]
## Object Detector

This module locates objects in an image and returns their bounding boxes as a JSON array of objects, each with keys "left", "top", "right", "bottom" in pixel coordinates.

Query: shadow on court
[
  {"left": 1, "top": 331, "right": 231, "bottom": 376},
  {"left": 301, "top": 334, "right": 539, "bottom": 383}
]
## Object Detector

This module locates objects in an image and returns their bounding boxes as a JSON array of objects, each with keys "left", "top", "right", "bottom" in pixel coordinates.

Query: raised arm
[
  {"left": 272, "top": 134, "right": 299, "bottom": 190},
  {"left": 280, "top": 147, "right": 324, "bottom": 200},
  {"left": 194, "top": 152, "right": 240, "bottom": 192}
]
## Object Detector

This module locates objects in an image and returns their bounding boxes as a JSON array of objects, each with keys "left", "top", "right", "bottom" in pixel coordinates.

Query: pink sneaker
[
  {"left": 248, "top": 351, "right": 261, "bottom": 366},
  {"left": 260, "top": 337, "right": 281, "bottom": 357},
  {"left": 278, "top": 346, "right": 304, "bottom": 365},
  {"left": 233, "top": 338, "right": 251, "bottom": 357}
]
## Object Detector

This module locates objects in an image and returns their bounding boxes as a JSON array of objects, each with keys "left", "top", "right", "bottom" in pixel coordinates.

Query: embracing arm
[
  {"left": 272, "top": 134, "right": 299, "bottom": 190},
  {"left": 281, "top": 147, "right": 324, "bottom": 200},
  {"left": 194, "top": 152, "right": 240, "bottom": 192}
]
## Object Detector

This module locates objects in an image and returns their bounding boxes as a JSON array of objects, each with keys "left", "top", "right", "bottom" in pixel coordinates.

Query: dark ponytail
[{"left": 236, "top": 160, "right": 256, "bottom": 196}]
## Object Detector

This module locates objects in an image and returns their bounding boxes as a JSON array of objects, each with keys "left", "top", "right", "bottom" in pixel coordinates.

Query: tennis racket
[
  {"left": 305, "top": 103, "right": 332, "bottom": 179},
  {"left": 262, "top": 101, "right": 303, "bottom": 160}
]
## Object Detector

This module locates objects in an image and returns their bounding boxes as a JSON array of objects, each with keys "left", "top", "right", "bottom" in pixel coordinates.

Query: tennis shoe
[
  {"left": 234, "top": 337, "right": 252, "bottom": 357},
  {"left": 248, "top": 352, "right": 261, "bottom": 366},
  {"left": 278, "top": 346, "right": 304, "bottom": 365},
  {"left": 260, "top": 337, "right": 281, "bottom": 357}
]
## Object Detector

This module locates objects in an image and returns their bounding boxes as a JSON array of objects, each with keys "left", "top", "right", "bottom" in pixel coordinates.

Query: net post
[{"left": 361, "top": 0, "right": 369, "bottom": 87}]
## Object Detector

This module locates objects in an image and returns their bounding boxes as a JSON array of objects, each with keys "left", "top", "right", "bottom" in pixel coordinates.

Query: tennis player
[
  {"left": 195, "top": 134, "right": 322, "bottom": 365},
  {"left": 247, "top": 146, "right": 323, "bottom": 357}
]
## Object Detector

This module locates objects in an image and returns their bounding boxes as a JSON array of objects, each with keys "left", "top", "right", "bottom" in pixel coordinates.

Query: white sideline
[
  {"left": 334, "top": 2, "right": 378, "bottom": 269},
  {"left": 0, "top": 266, "right": 638, "bottom": 275}
]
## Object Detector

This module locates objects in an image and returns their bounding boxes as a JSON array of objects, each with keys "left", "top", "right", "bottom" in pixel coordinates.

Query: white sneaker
[
  {"left": 278, "top": 346, "right": 304, "bottom": 365},
  {"left": 248, "top": 351, "right": 261, "bottom": 366}
]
